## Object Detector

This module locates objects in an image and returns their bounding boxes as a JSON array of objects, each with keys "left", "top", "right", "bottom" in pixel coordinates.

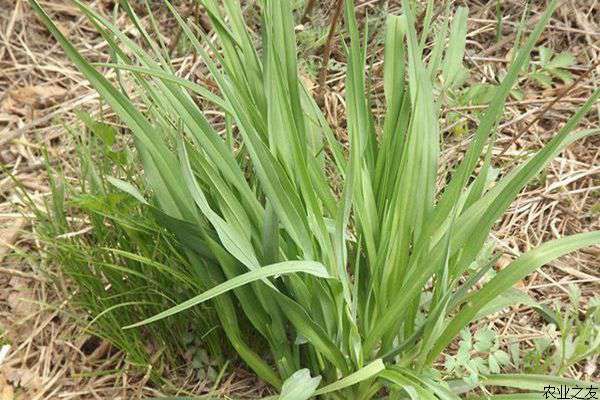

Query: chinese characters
[{"left": 543, "top": 385, "right": 599, "bottom": 399}]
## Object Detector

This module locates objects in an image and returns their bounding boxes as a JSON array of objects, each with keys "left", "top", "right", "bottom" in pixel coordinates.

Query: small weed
[
  {"left": 445, "top": 327, "right": 511, "bottom": 386},
  {"left": 519, "top": 289, "right": 600, "bottom": 375}
]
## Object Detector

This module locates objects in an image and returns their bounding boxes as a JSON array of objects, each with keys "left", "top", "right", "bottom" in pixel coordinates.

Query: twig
[
  {"left": 0, "top": 266, "right": 41, "bottom": 281},
  {"left": 318, "top": 0, "right": 344, "bottom": 95}
]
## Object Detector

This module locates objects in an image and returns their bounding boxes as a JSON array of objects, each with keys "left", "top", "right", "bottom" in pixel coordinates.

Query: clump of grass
[
  {"left": 27, "top": 119, "right": 225, "bottom": 380},
  {"left": 29, "top": 0, "right": 600, "bottom": 398}
]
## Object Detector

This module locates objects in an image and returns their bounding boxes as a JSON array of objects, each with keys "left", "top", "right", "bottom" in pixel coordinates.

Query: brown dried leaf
[
  {"left": 7, "top": 291, "right": 35, "bottom": 317},
  {"left": 2, "top": 85, "right": 67, "bottom": 114},
  {"left": 6, "top": 277, "right": 36, "bottom": 317},
  {"left": 0, "top": 373, "right": 15, "bottom": 400},
  {"left": 4, "top": 368, "right": 42, "bottom": 390}
]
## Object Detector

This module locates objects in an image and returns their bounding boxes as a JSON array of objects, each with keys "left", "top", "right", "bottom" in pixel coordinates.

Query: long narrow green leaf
[
  {"left": 432, "top": 0, "right": 558, "bottom": 227},
  {"left": 314, "top": 359, "right": 384, "bottom": 395},
  {"left": 93, "top": 63, "right": 232, "bottom": 113},
  {"left": 441, "top": 6, "right": 468, "bottom": 88},
  {"left": 428, "top": 231, "right": 600, "bottom": 362},
  {"left": 29, "top": 0, "right": 196, "bottom": 221},
  {"left": 477, "top": 373, "right": 595, "bottom": 392},
  {"left": 124, "top": 261, "right": 329, "bottom": 329}
]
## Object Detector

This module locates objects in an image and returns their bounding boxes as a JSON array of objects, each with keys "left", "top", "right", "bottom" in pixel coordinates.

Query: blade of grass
[{"left": 123, "top": 260, "right": 330, "bottom": 329}]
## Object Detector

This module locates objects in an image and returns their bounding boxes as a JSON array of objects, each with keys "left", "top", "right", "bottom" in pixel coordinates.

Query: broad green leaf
[
  {"left": 279, "top": 369, "right": 321, "bottom": 400},
  {"left": 547, "top": 52, "right": 575, "bottom": 69}
]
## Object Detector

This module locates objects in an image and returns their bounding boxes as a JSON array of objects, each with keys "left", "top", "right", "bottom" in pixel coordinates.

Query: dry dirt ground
[{"left": 0, "top": 0, "right": 599, "bottom": 399}]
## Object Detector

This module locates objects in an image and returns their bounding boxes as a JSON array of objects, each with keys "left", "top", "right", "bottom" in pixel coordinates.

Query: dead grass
[{"left": 0, "top": 0, "right": 598, "bottom": 398}]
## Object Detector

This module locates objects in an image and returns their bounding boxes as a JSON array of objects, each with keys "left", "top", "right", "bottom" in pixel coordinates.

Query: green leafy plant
[
  {"left": 516, "top": 288, "right": 600, "bottom": 376},
  {"left": 452, "top": 46, "right": 576, "bottom": 109},
  {"left": 445, "top": 328, "right": 511, "bottom": 386},
  {"left": 28, "top": 0, "right": 600, "bottom": 398},
  {"left": 530, "top": 46, "right": 576, "bottom": 89}
]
